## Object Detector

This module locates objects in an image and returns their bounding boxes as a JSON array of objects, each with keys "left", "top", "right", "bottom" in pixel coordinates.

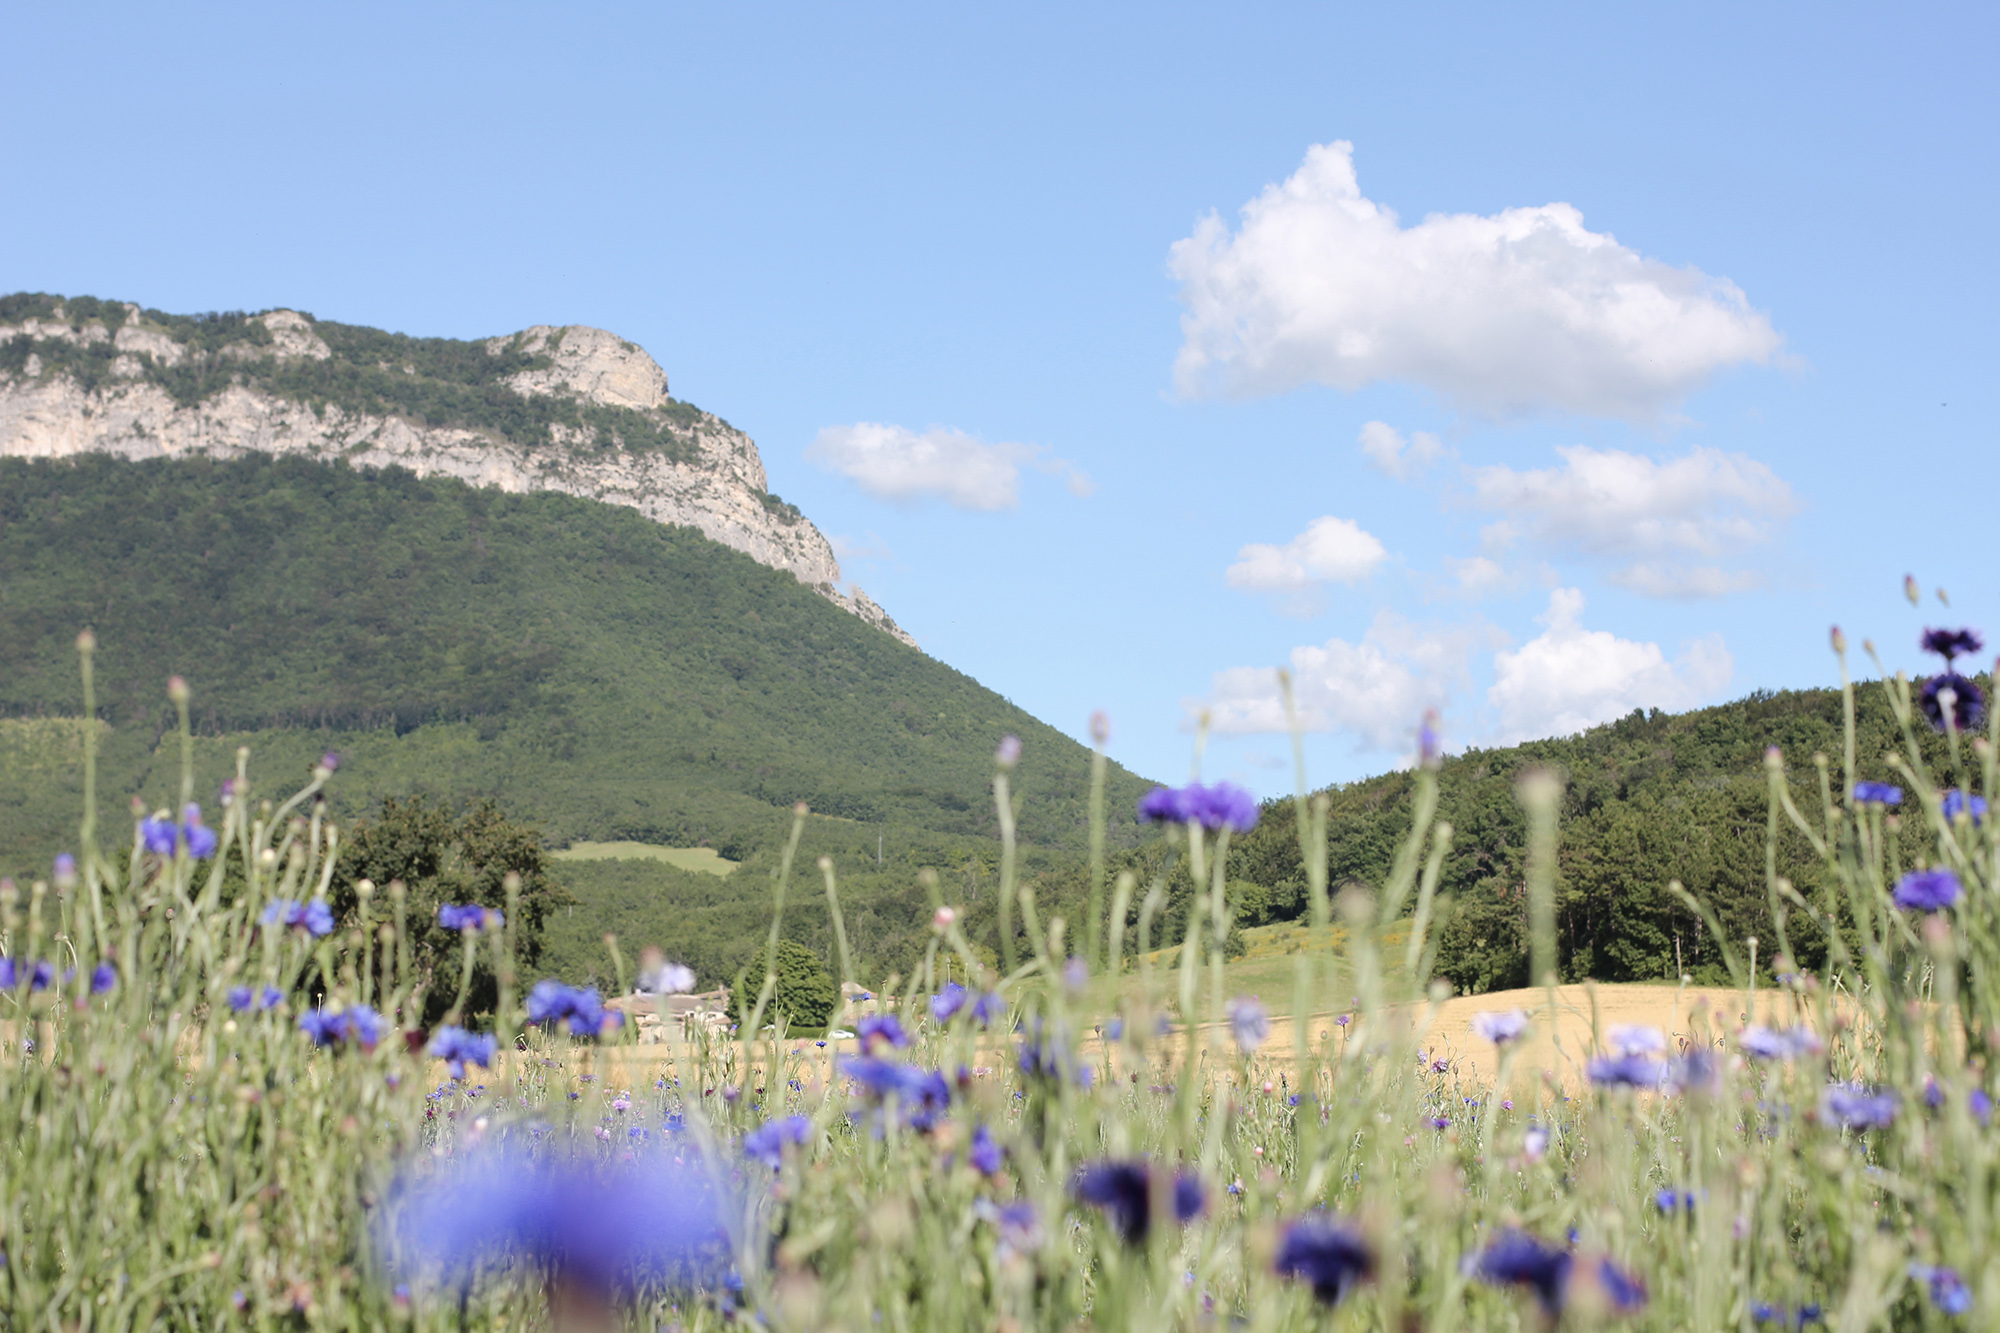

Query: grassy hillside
[{"left": 0, "top": 455, "right": 1155, "bottom": 900}]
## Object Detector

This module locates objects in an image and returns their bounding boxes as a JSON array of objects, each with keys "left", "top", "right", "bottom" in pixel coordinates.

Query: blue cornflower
[
  {"left": 89, "top": 962, "right": 116, "bottom": 994},
  {"left": 970, "top": 990, "right": 1005, "bottom": 1026},
  {"left": 1273, "top": 1215, "right": 1375, "bottom": 1305},
  {"left": 0, "top": 958, "right": 53, "bottom": 991},
  {"left": 140, "top": 805, "right": 218, "bottom": 859},
  {"left": 1973, "top": 1089, "right": 1994, "bottom": 1127},
  {"left": 1229, "top": 996, "right": 1269, "bottom": 1052},
  {"left": 527, "top": 980, "right": 619, "bottom": 1037},
  {"left": 387, "top": 1152, "right": 726, "bottom": 1297},
  {"left": 1851, "top": 781, "right": 1902, "bottom": 806},
  {"left": 1750, "top": 1303, "right": 1824, "bottom": 1328},
  {"left": 1587, "top": 1257, "right": 1649, "bottom": 1313},
  {"left": 1471, "top": 1009, "right": 1531, "bottom": 1045},
  {"left": 260, "top": 899, "right": 335, "bottom": 936},
  {"left": 1073, "top": 1161, "right": 1202, "bottom": 1245},
  {"left": 1428, "top": 1115, "right": 1451, "bottom": 1131},
  {"left": 838, "top": 1057, "right": 951, "bottom": 1130},
  {"left": 1942, "top": 790, "right": 1988, "bottom": 825},
  {"left": 1822, "top": 1084, "right": 1898, "bottom": 1130},
  {"left": 967, "top": 1123, "right": 1003, "bottom": 1176},
  {"left": 298, "top": 1004, "right": 384, "bottom": 1051},
  {"left": 1922, "top": 627, "right": 1984, "bottom": 661},
  {"left": 1654, "top": 1189, "right": 1697, "bottom": 1214},
  {"left": 1894, "top": 868, "right": 1961, "bottom": 912},
  {"left": 1921, "top": 672, "right": 1986, "bottom": 733},
  {"left": 1467, "top": 1231, "right": 1572, "bottom": 1315},
  {"left": 742, "top": 1115, "right": 812, "bottom": 1170},
  {"left": 858, "top": 1014, "right": 909, "bottom": 1051},
  {"left": 226, "top": 985, "right": 283, "bottom": 1013},
  {"left": 1738, "top": 1025, "right": 1820, "bottom": 1061},
  {"left": 930, "top": 982, "right": 968, "bottom": 1023},
  {"left": 1911, "top": 1264, "right": 1973, "bottom": 1315},
  {"left": 428, "top": 1026, "right": 498, "bottom": 1080},
  {"left": 1586, "top": 1054, "right": 1666, "bottom": 1088},
  {"left": 1017, "top": 1021, "right": 1094, "bottom": 1088},
  {"left": 52, "top": 853, "right": 77, "bottom": 887},
  {"left": 438, "top": 903, "right": 504, "bottom": 932},
  {"left": 1137, "top": 781, "right": 1259, "bottom": 833}
]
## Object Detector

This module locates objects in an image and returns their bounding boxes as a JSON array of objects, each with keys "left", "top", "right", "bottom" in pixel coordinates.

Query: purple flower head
[
  {"left": 299, "top": 1004, "right": 383, "bottom": 1051},
  {"left": 1017, "top": 1020, "right": 1093, "bottom": 1089},
  {"left": 1172, "top": 1173, "right": 1205, "bottom": 1223},
  {"left": 1429, "top": 1115, "right": 1451, "bottom": 1131},
  {"left": 52, "top": 854, "right": 77, "bottom": 888},
  {"left": 1586, "top": 1257, "right": 1650, "bottom": 1313},
  {"left": 429, "top": 1026, "right": 498, "bottom": 1080},
  {"left": 181, "top": 806, "right": 217, "bottom": 859},
  {"left": 1418, "top": 709, "right": 1443, "bottom": 767},
  {"left": 1894, "top": 868, "right": 1961, "bottom": 913},
  {"left": 858, "top": 1014, "right": 909, "bottom": 1052},
  {"left": 994, "top": 734, "right": 1022, "bottom": 768},
  {"left": 1750, "top": 1303, "right": 1824, "bottom": 1329},
  {"left": 319, "top": 751, "right": 340, "bottom": 773},
  {"left": 930, "top": 982, "right": 968, "bottom": 1024},
  {"left": 386, "top": 1152, "right": 727, "bottom": 1296},
  {"left": 1073, "top": 1162, "right": 1158, "bottom": 1244},
  {"left": 0, "top": 958, "right": 52, "bottom": 991},
  {"left": 1921, "top": 672, "right": 1986, "bottom": 733},
  {"left": 227, "top": 985, "right": 284, "bottom": 1014},
  {"left": 1655, "top": 1189, "right": 1697, "bottom": 1214},
  {"left": 1911, "top": 1264, "right": 1973, "bottom": 1316},
  {"left": 1137, "top": 782, "right": 1259, "bottom": 833},
  {"left": 1586, "top": 1054, "right": 1666, "bottom": 1089},
  {"left": 969, "top": 990, "right": 1005, "bottom": 1026},
  {"left": 260, "top": 898, "right": 335, "bottom": 937},
  {"left": 1942, "top": 790, "right": 1988, "bottom": 825},
  {"left": 1228, "top": 996, "right": 1269, "bottom": 1052},
  {"left": 1273, "top": 1216, "right": 1375, "bottom": 1305},
  {"left": 89, "top": 962, "right": 116, "bottom": 994},
  {"left": 139, "top": 816, "right": 177, "bottom": 856},
  {"left": 1852, "top": 781, "right": 1902, "bottom": 807},
  {"left": 1822, "top": 1084, "right": 1898, "bottom": 1131},
  {"left": 838, "top": 1057, "right": 951, "bottom": 1130},
  {"left": 967, "top": 1123, "right": 1003, "bottom": 1175},
  {"left": 1922, "top": 627, "right": 1984, "bottom": 662},
  {"left": 526, "top": 981, "right": 615, "bottom": 1037},
  {"left": 1467, "top": 1231, "right": 1573, "bottom": 1315},
  {"left": 1471, "top": 1008, "right": 1530, "bottom": 1046},
  {"left": 438, "top": 903, "right": 503, "bottom": 932},
  {"left": 1738, "top": 1026, "right": 1821, "bottom": 1061},
  {"left": 742, "top": 1115, "right": 812, "bottom": 1170},
  {"left": 1973, "top": 1089, "right": 1994, "bottom": 1127}
]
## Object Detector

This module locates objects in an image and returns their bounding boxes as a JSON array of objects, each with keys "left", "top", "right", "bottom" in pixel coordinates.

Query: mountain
[
  {"left": 0, "top": 297, "right": 1159, "bottom": 905},
  {"left": 0, "top": 292, "right": 913, "bottom": 646}
]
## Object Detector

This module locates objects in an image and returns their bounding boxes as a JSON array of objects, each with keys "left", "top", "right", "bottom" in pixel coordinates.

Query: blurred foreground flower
[
  {"left": 1229, "top": 996, "right": 1269, "bottom": 1052},
  {"left": 1137, "top": 781, "right": 1259, "bottom": 833},
  {"left": 300, "top": 1004, "right": 384, "bottom": 1051},
  {"left": 1467, "top": 1232, "right": 1646, "bottom": 1317},
  {"left": 1822, "top": 1084, "right": 1898, "bottom": 1130},
  {"left": 141, "top": 804, "right": 218, "bottom": 860},
  {"left": 385, "top": 1152, "right": 727, "bottom": 1315},
  {"left": 1471, "top": 1009, "right": 1530, "bottom": 1046},
  {"left": 1851, "top": 781, "right": 1902, "bottom": 806},
  {"left": 1273, "top": 1215, "right": 1374, "bottom": 1305},
  {"left": 1920, "top": 671, "right": 1985, "bottom": 733},
  {"left": 743, "top": 1114, "right": 812, "bottom": 1169},
  {"left": 438, "top": 903, "right": 503, "bottom": 931},
  {"left": 1073, "top": 1160, "right": 1204, "bottom": 1244}
]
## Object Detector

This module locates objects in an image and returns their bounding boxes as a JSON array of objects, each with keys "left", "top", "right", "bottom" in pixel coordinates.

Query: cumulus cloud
[
  {"left": 1226, "top": 515, "right": 1387, "bottom": 594},
  {"left": 1445, "top": 555, "right": 1512, "bottom": 597},
  {"left": 1487, "top": 588, "right": 1731, "bottom": 743},
  {"left": 1358, "top": 420, "right": 1446, "bottom": 479},
  {"left": 1198, "top": 610, "right": 1499, "bottom": 750},
  {"left": 1465, "top": 444, "right": 1795, "bottom": 597},
  {"left": 1170, "top": 141, "right": 1783, "bottom": 419},
  {"left": 808, "top": 423, "right": 1092, "bottom": 511}
]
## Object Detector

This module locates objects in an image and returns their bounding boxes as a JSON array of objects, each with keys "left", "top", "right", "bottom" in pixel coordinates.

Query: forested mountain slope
[{"left": 0, "top": 455, "right": 1154, "bottom": 892}]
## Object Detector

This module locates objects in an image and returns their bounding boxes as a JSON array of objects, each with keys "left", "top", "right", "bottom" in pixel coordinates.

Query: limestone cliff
[{"left": 0, "top": 298, "right": 917, "bottom": 649}]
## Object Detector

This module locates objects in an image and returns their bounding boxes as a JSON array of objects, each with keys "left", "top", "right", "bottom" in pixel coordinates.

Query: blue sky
[{"left": 4, "top": 3, "right": 1994, "bottom": 794}]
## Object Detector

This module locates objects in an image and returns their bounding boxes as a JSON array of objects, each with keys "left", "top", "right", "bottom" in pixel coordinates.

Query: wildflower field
[{"left": 2, "top": 623, "right": 1998, "bottom": 1332}]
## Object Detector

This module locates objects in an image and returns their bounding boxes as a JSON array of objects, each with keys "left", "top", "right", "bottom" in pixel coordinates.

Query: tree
[
  {"left": 331, "top": 795, "right": 568, "bottom": 1026},
  {"left": 769, "top": 940, "right": 837, "bottom": 1031}
]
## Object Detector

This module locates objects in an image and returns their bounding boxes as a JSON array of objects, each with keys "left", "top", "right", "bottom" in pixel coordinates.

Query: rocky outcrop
[{"left": 0, "top": 307, "right": 917, "bottom": 649}]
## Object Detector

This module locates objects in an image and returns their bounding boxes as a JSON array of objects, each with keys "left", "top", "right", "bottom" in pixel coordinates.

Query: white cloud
[
  {"left": 1170, "top": 141, "right": 1783, "bottom": 419},
  {"left": 1446, "top": 555, "right": 1512, "bottom": 597},
  {"left": 1358, "top": 420, "right": 1446, "bottom": 479},
  {"left": 1198, "top": 610, "right": 1498, "bottom": 750},
  {"left": 1226, "top": 515, "right": 1387, "bottom": 593},
  {"left": 1487, "top": 588, "right": 1732, "bottom": 743},
  {"left": 808, "top": 423, "right": 1092, "bottom": 511},
  {"left": 1466, "top": 444, "right": 1795, "bottom": 596}
]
